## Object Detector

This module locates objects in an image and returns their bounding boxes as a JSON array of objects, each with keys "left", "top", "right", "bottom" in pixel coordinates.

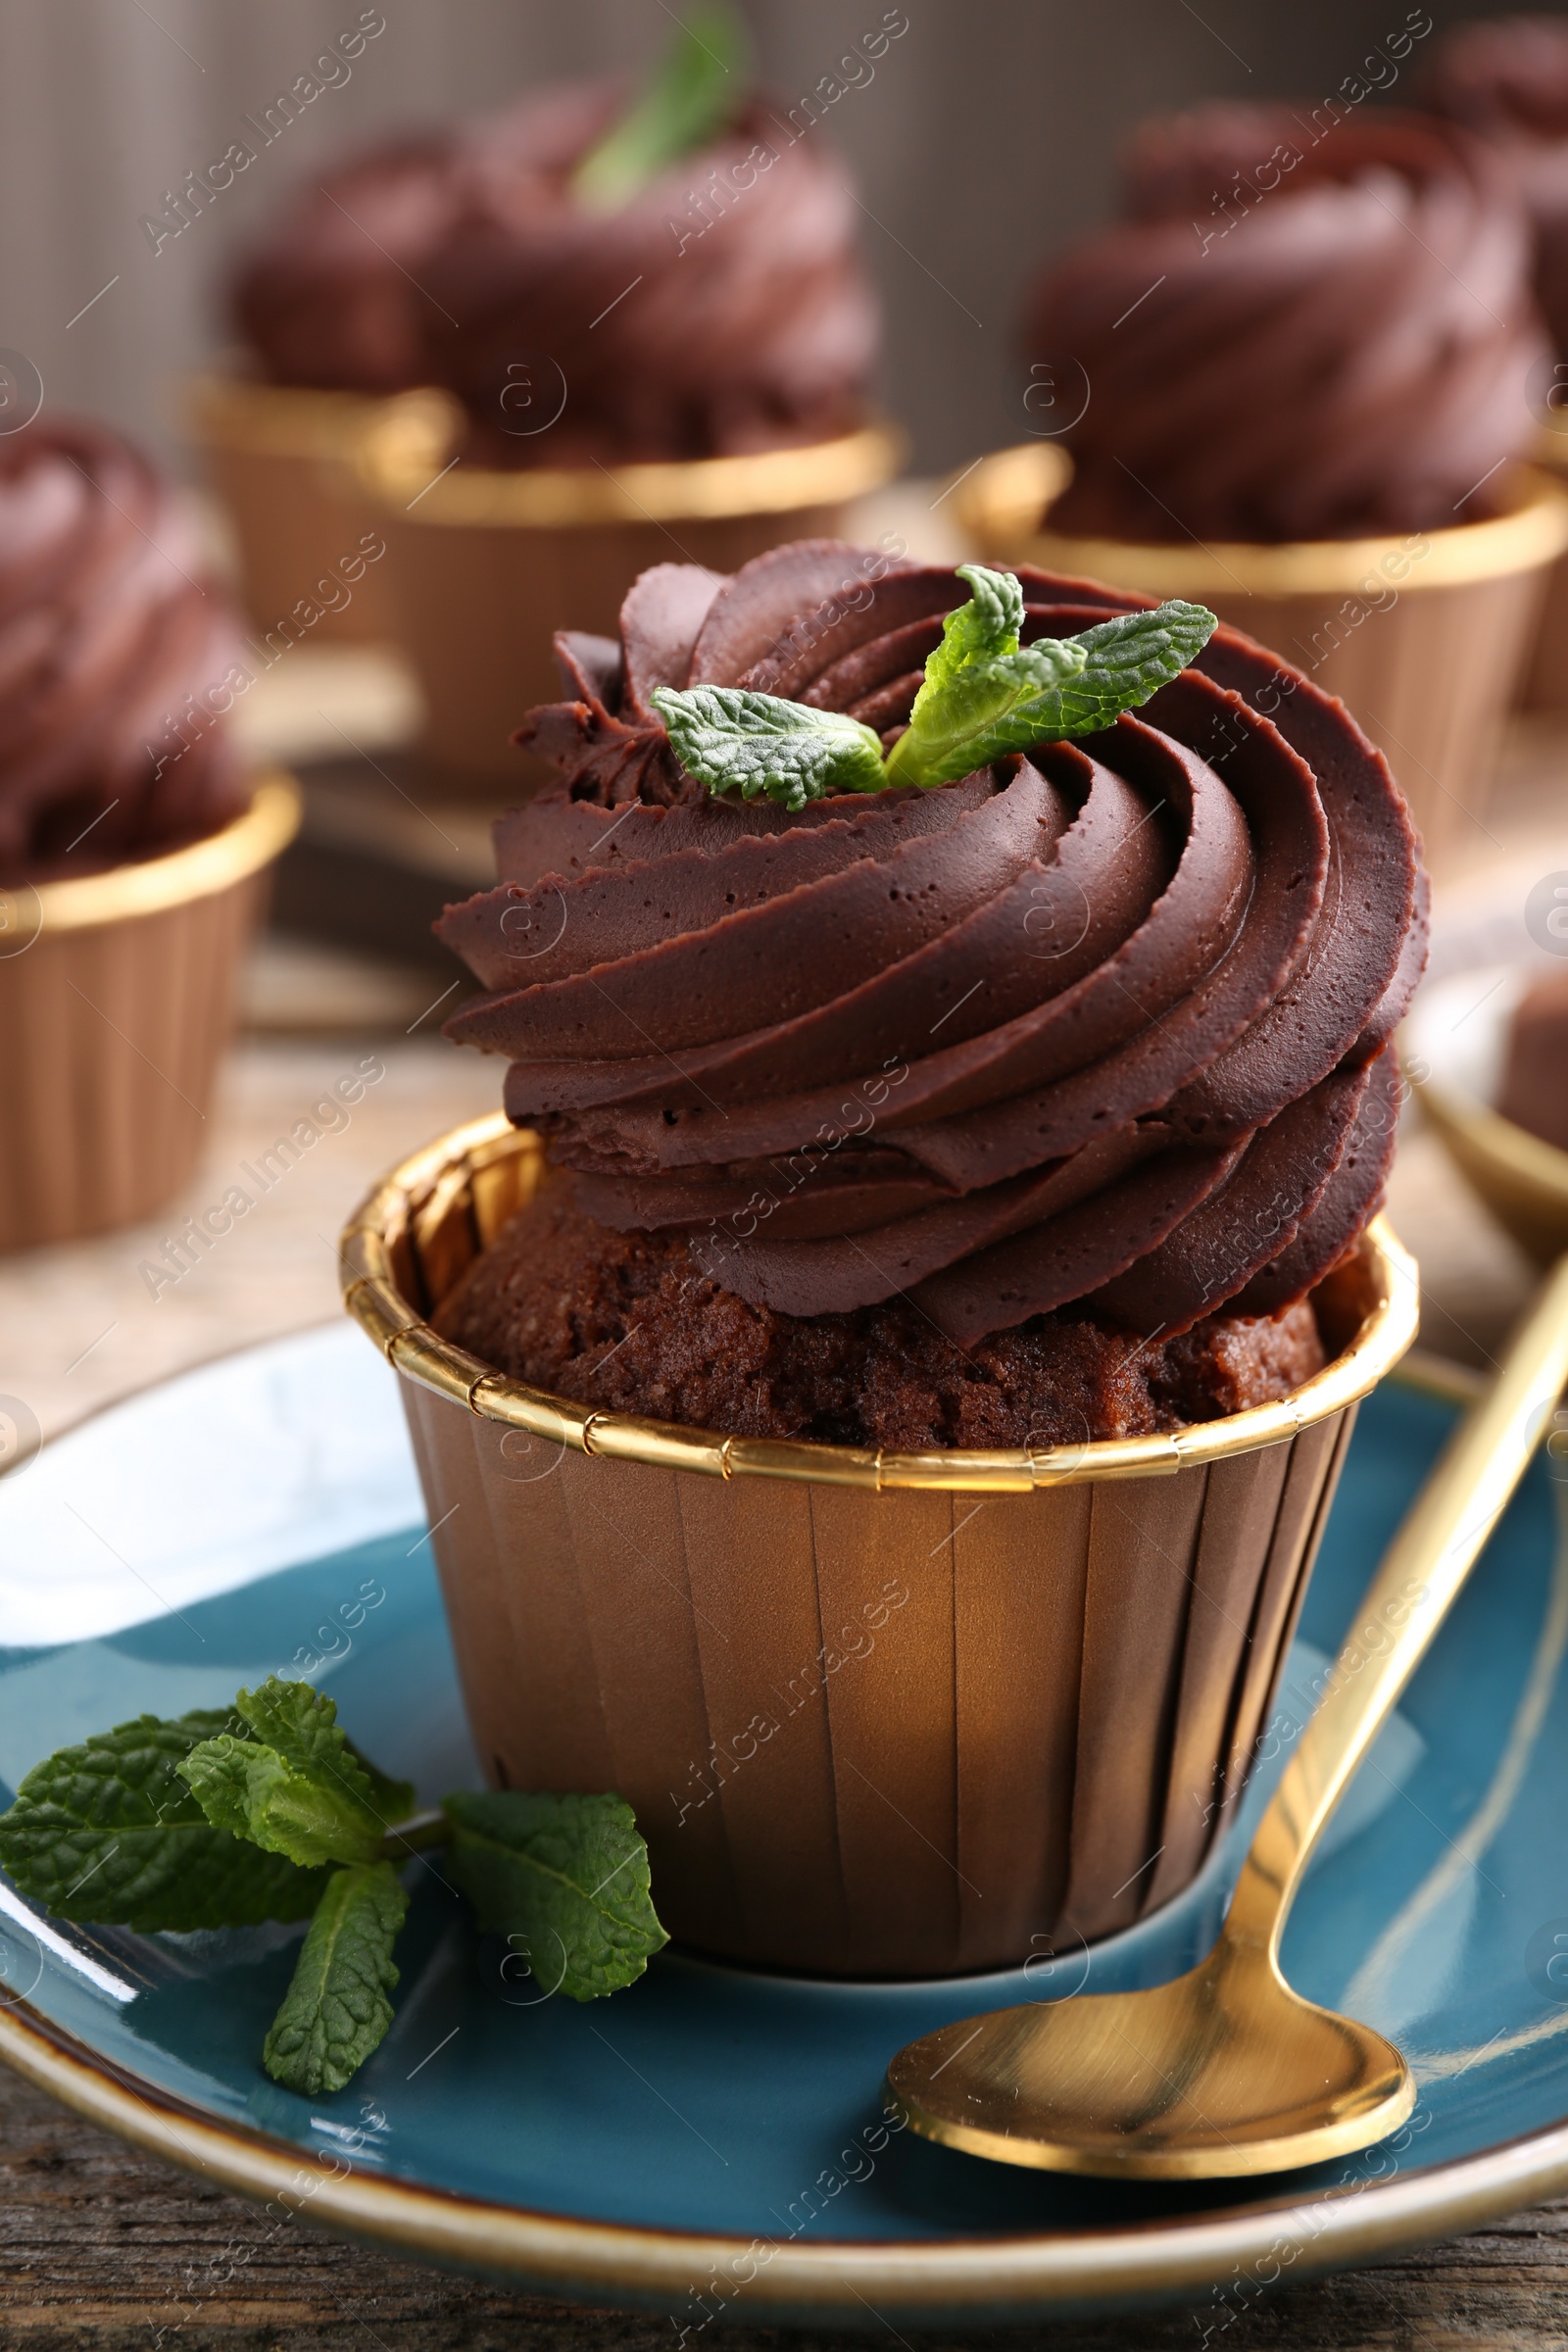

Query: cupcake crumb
[{"left": 434, "top": 1185, "right": 1326, "bottom": 1450}]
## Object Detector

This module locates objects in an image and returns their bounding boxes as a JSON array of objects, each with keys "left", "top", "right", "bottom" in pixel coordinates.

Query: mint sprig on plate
[
  {"left": 573, "top": 3, "right": 748, "bottom": 212},
  {"left": 177, "top": 1679, "right": 412, "bottom": 1870},
  {"left": 262, "top": 1860, "right": 409, "bottom": 2097},
  {"left": 652, "top": 566, "right": 1218, "bottom": 809},
  {"left": 0, "top": 1678, "right": 666, "bottom": 2098},
  {"left": 445, "top": 1791, "right": 667, "bottom": 2002},
  {"left": 0, "top": 1710, "right": 328, "bottom": 1933}
]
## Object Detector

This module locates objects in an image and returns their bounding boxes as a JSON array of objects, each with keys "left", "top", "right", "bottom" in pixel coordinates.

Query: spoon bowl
[
  {"left": 888, "top": 1944, "right": 1411, "bottom": 2180},
  {"left": 886, "top": 1257, "right": 1568, "bottom": 2180}
]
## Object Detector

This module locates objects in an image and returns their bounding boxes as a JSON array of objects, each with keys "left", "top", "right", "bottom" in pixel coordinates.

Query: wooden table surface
[
  {"left": 5, "top": 643, "right": 1568, "bottom": 2348},
  {"left": 4, "top": 2060, "right": 1568, "bottom": 2348}
]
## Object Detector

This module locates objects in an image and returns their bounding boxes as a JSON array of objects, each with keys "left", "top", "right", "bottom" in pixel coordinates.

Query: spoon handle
[{"left": 1226, "top": 1255, "right": 1568, "bottom": 1958}]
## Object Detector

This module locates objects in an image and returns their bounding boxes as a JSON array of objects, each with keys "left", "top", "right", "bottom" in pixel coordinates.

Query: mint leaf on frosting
[
  {"left": 653, "top": 567, "right": 1218, "bottom": 806},
  {"left": 0, "top": 1712, "right": 329, "bottom": 1933},
  {"left": 262, "top": 1860, "right": 409, "bottom": 2097},
  {"left": 652, "top": 685, "right": 886, "bottom": 809},
  {"left": 921, "top": 560, "right": 1025, "bottom": 683},
  {"left": 886, "top": 569, "right": 1217, "bottom": 788},
  {"left": 443, "top": 1790, "right": 668, "bottom": 2000},
  {"left": 573, "top": 4, "right": 748, "bottom": 212}
]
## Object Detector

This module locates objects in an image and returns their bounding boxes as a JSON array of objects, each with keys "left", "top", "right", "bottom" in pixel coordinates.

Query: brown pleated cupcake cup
[
  {"left": 0, "top": 775, "right": 300, "bottom": 1255},
  {"left": 341, "top": 1115, "right": 1418, "bottom": 1981},
  {"left": 185, "top": 374, "right": 400, "bottom": 645},
  {"left": 353, "top": 392, "right": 905, "bottom": 788},
  {"left": 956, "top": 444, "right": 1568, "bottom": 873},
  {"left": 1517, "top": 419, "right": 1568, "bottom": 712}
]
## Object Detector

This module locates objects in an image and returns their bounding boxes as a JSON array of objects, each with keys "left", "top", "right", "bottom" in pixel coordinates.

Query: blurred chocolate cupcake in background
[
  {"left": 1425, "top": 16, "right": 1568, "bottom": 708},
  {"left": 416, "top": 84, "right": 878, "bottom": 471},
  {"left": 351, "top": 7, "right": 899, "bottom": 785},
  {"left": 230, "top": 139, "right": 464, "bottom": 401},
  {"left": 958, "top": 103, "right": 1568, "bottom": 865},
  {"left": 1498, "top": 969, "right": 1568, "bottom": 1152},
  {"left": 189, "top": 136, "right": 466, "bottom": 646},
  {"left": 0, "top": 418, "right": 298, "bottom": 1252},
  {"left": 1424, "top": 17, "right": 1568, "bottom": 355}
]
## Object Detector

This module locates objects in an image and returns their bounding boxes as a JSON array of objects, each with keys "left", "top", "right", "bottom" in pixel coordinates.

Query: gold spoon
[{"left": 886, "top": 1258, "right": 1568, "bottom": 2180}]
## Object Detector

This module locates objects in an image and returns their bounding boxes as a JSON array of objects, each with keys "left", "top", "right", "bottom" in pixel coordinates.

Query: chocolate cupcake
[
  {"left": 0, "top": 419, "right": 298, "bottom": 1251},
  {"left": 191, "top": 139, "right": 462, "bottom": 646},
  {"left": 1499, "top": 968, "right": 1568, "bottom": 1152},
  {"left": 343, "top": 15, "right": 896, "bottom": 780},
  {"left": 962, "top": 104, "right": 1568, "bottom": 862},
  {"left": 200, "top": 10, "right": 895, "bottom": 767},
  {"left": 411, "top": 84, "right": 877, "bottom": 470},
  {"left": 1424, "top": 16, "right": 1568, "bottom": 352},
  {"left": 1425, "top": 17, "right": 1568, "bottom": 709},
  {"left": 341, "top": 546, "right": 1421, "bottom": 1976},
  {"left": 230, "top": 138, "right": 465, "bottom": 401}
]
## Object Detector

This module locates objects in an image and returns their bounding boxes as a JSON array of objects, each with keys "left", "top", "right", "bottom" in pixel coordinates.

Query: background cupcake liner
[
  {"left": 956, "top": 445, "right": 1568, "bottom": 871},
  {"left": 0, "top": 776, "right": 299, "bottom": 1254},
  {"left": 1519, "top": 425, "right": 1568, "bottom": 712},
  {"left": 355, "top": 396, "right": 904, "bottom": 786},
  {"left": 341, "top": 1117, "right": 1417, "bottom": 1981},
  {"left": 186, "top": 375, "right": 399, "bottom": 646}
]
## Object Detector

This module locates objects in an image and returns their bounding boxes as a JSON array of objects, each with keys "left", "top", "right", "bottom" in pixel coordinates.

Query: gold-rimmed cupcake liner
[
  {"left": 340, "top": 1114, "right": 1417, "bottom": 1977},
  {"left": 955, "top": 443, "right": 1568, "bottom": 870},
  {"left": 0, "top": 775, "right": 300, "bottom": 1255},
  {"left": 1518, "top": 421, "right": 1568, "bottom": 711},
  {"left": 353, "top": 391, "right": 906, "bottom": 785},
  {"left": 185, "top": 373, "right": 399, "bottom": 646}
]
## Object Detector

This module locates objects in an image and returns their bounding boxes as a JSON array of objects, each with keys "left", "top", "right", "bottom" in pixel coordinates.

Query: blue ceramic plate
[{"left": 2, "top": 1328, "right": 1567, "bottom": 2330}]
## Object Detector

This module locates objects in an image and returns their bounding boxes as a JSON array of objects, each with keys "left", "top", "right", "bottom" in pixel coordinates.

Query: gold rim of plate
[
  {"left": 954, "top": 442, "right": 1568, "bottom": 597},
  {"left": 15, "top": 775, "right": 301, "bottom": 936},
  {"left": 2, "top": 1994, "right": 1566, "bottom": 2311},
  {"left": 353, "top": 388, "right": 906, "bottom": 528},
  {"left": 339, "top": 1111, "right": 1419, "bottom": 1494}
]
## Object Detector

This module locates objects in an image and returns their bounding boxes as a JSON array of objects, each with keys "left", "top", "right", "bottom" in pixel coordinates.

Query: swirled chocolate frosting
[
  {"left": 229, "top": 140, "right": 467, "bottom": 396},
  {"left": 419, "top": 87, "right": 878, "bottom": 466},
  {"left": 1023, "top": 106, "right": 1544, "bottom": 542},
  {"left": 0, "top": 420, "right": 248, "bottom": 882},
  {"left": 1425, "top": 17, "right": 1568, "bottom": 353},
  {"left": 228, "top": 88, "right": 879, "bottom": 466},
  {"left": 435, "top": 544, "right": 1427, "bottom": 1353}
]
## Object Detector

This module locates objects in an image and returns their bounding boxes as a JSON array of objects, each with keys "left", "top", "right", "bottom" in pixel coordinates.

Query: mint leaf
[
  {"left": 178, "top": 1681, "right": 410, "bottom": 1870},
  {"left": 889, "top": 631, "right": 1088, "bottom": 793},
  {"left": 884, "top": 594, "right": 1218, "bottom": 790},
  {"left": 233, "top": 1678, "right": 415, "bottom": 1828},
  {"left": 649, "top": 574, "right": 1216, "bottom": 807},
  {"left": 443, "top": 1791, "right": 667, "bottom": 2000},
  {"left": 179, "top": 1738, "right": 384, "bottom": 1871},
  {"left": 573, "top": 4, "right": 748, "bottom": 212},
  {"left": 262, "top": 1861, "right": 409, "bottom": 2096},
  {"left": 653, "top": 685, "right": 886, "bottom": 809},
  {"left": 921, "top": 561, "right": 1024, "bottom": 686},
  {"left": 0, "top": 1712, "right": 328, "bottom": 1933}
]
